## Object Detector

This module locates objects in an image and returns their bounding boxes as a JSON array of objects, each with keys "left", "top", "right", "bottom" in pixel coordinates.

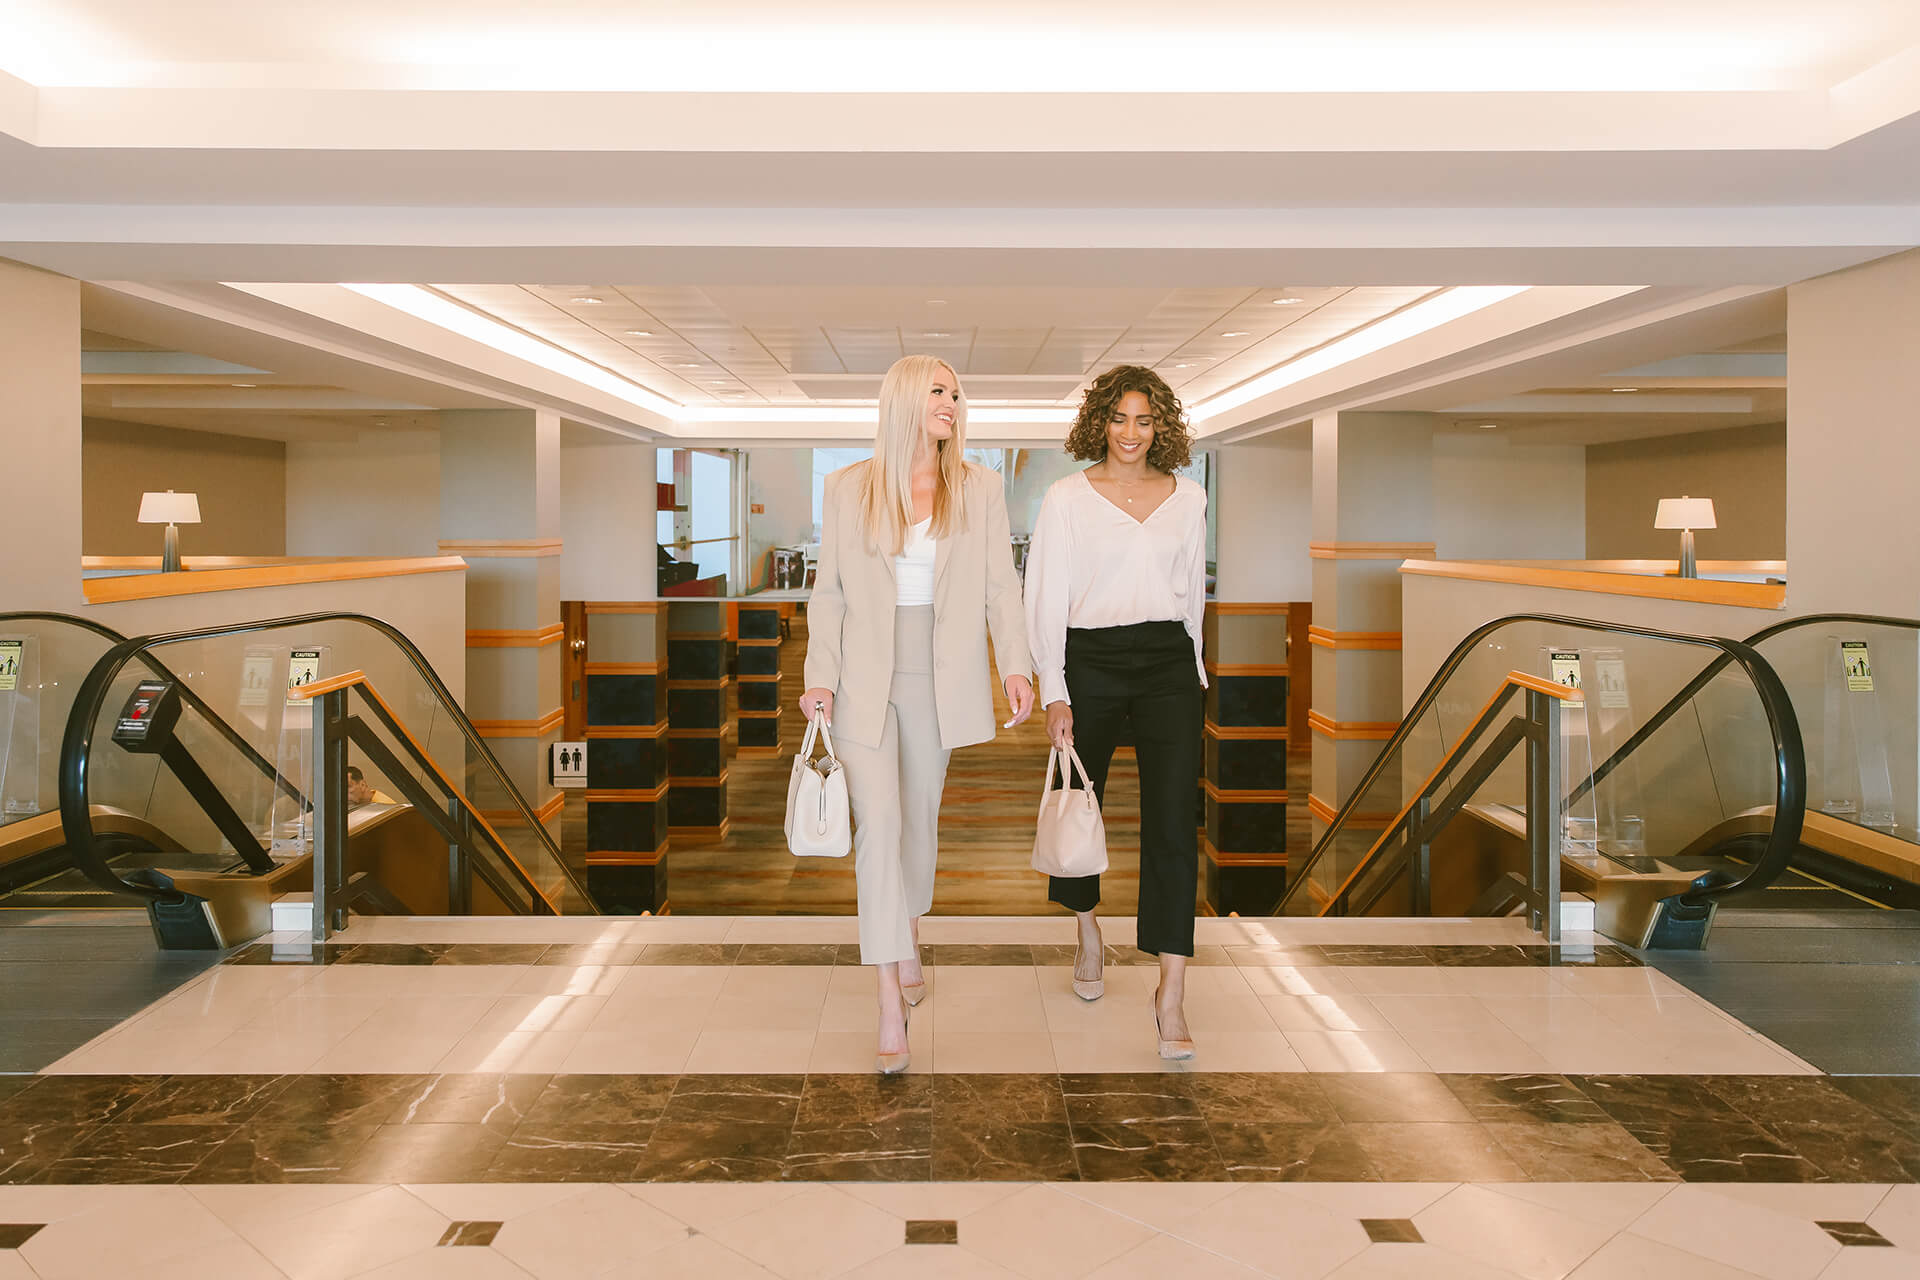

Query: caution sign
[
  {"left": 239, "top": 649, "right": 274, "bottom": 709},
  {"left": 0, "top": 640, "right": 20, "bottom": 692},
  {"left": 1594, "top": 657, "right": 1630, "bottom": 710},
  {"left": 1842, "top": 640, "right": 1874, "bottom": 693},
  {"left": 287, "top": 650, "right": 322, "bottom": 703},
  {"left": 1549, "top": 651, "right": 1582, "bottom": 691}
]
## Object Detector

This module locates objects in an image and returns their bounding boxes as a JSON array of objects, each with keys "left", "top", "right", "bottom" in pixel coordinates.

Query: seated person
[{"left": 345, "top": 765, "right": 397, "bottom": 808}]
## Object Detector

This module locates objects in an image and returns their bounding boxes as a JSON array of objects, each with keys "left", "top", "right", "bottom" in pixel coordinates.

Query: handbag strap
[{"left": 1037, "top": 745, "right": 1097, "bottom": 817}]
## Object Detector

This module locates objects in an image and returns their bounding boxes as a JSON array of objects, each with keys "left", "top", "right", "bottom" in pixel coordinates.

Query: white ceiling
[
  {"left": 9, "top": 1, "right": 1918, "bottom": 91},
  {"left": 429, "top": 284, "right": 1435, "bottom": 407}
]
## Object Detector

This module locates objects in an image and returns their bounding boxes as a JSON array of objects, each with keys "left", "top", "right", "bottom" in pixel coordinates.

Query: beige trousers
[{"left": 837, "top": 605, "right": 951, "bottom": 965}]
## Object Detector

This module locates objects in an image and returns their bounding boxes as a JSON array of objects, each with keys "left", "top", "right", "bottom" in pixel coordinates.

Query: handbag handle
[
  {"left": 1037, "top": 746, "right": 1097, "bottom": 818},
  {"left": 798, "top": 710, "right": 838, "bottom": 764}
]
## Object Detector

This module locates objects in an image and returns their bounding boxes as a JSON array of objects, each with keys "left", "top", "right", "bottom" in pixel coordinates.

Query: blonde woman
[
  {"left": 802, "top": 354, "right": 1034, "bottom": 1073},
  {"left": 1024, "top": 364, "right": 1207, "bottom": 1059}
]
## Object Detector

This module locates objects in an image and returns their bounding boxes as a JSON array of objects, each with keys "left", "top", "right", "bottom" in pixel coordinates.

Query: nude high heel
[
  {"left": 901, "top": 951, "right": 927, "bottom": 1008},
  {"left": 1072, "top": 943, "right": 1105, "bottom": 1002},
  {"left": 1153, "top": 988, "right": 1195, "bottom": 1061},
  {"left": 877, "top": 999, "right": 912, "bottom": 1075}
]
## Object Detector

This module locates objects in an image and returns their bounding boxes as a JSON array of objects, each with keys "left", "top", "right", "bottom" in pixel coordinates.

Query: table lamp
[
  {"left": 1654, "top": 496, "right": 1715, "bottom": 579},
  {"left": 138, "top": 490, "right": 201, "bottom": 573}
]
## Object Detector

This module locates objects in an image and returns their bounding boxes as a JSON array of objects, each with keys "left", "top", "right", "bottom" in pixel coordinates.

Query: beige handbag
[
  {"left": 1031, "top": 746, "right": 1108, "bottom": 878},
  {"left": 786, "top": 713, "right": 852, "bottom": 858}
]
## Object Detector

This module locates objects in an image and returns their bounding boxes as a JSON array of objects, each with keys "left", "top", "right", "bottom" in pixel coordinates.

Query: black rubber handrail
[
  {"left": 1575, "top": 613, "right": 1919, "bottom": 811},
  {"left": 1276, "top": 613, "right": 1805, "bottom": 915},
  {"left": 59, "top": 611, "right": 591, "bottom": 908},
  {"left": 2, "top": 612, "right": 306, "bottom": 821}
]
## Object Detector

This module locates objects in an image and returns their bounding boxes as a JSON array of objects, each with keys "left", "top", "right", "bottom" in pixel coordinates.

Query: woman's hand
[
  {"left": 1045, "top": 700, "right": 1073, "bottom": 750},
  {"left": 800, "top": 687, "right": 834, "bottom": 724},
  {"left": 1004, "top": 675, "right": 1035, "bottom": 726}
]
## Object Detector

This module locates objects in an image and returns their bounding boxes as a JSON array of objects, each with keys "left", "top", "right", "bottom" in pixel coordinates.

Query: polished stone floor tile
[
  {"left": 481, "top": 1126, "right": 651, "bottom": 1182},
  {"left": 31, "top": 1122, "right": 230, "bottom": 1185},
  {"left": 663, "top": 1073, "right": 804, "bottom": 1127},
  {"left": 114, "top": 1074, "right": 291, "bottom": 1126},
  {"left": 1483, "top": 1120, "right": 1677, "bottom": 1182},
  {"left": 248, "top": 1073, "right": 433, "bottom": 1130},
  {"left": 1317, "top": 1074, "right": 1476, "bottom": 1124},
  {"left": 1210, "top": 1120, "right": 1380, "bottom": 1182},
  {"left": 186, "top": 1123, "right": 383, "bottom": 1183},
  {"left": 1362, "top": 1217, "right": 1423, "bottom": 1243},
  {"left": 438, "top": 1219, "right": 503, "bottom": 1246},
  {"left": 931, "top": 1121, "right": 1079, "bottom": 1183},
  {"left": 635, "top": 1120, "right": 792, "bottom": 1182},
  {"left": 904, "top": 1218, "right": 959, "bottom": 1244},
  {"left": 1442, "top": 1073, "right": 1613, "bottom": 1126}
]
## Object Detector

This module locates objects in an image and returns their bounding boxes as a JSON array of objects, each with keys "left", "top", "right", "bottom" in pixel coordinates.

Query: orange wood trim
[
  {"left": 587, "top": 850, "right": 665, "bottom": 866},
  {"left": 1307, "top": 626, "right": 1402, "bottom": 651},
  {"left": 585, "top": 724, "right": 666, "bottom": 739},
  {"left": 437, "top": 538, "right": 563, "bottom": 558},
  {"left": 667, "top": 772, "right": 729, "bottom": 787},
  {"left": 1314, "top": 671, "right": 1577, "bottom": 915},
  {"left": 736, "top": 672, "right": 783, "bottom": 682},
  {"left": 667, "top": 725, "right": 733, "bottom": 739},
  {"left": 466, "top": 623, "right": 563, "bottom": 648},
  {"left": 1309, "top": 541, "right": 1436, "bottom": 561},
  {"left": 585, "top": 662, "right": 661, "bottom": 675},
  {"left": 666, "top": 629, "right": 729, "bottom": 641},
  {"left": 82, "top": 556, "right": 465, "bottom": 605},
  {"left": 1212, "top": 664, "right": 1290, "bottom": 677},
  {"left": 470, "top": 708, "right": 565, "bottom": 738},
  {"left": 670, "top": 819, "right": 731, "bottom": 841},
  {"left": 1398, "top": 559, "right": 1787, "bottom": 610},
  {"left": 84, "top": 554, "right": 356, "bottom": 569},
  {"left": 739, "top": 637, "right": 782, "bottom": 647},
  {"left": 1203, "top": 780, "right": 1289, "bottom": 803},
  {"left": 1201, "top": 836, "right": 1287, "bottom": 867},
  {"left": 1209, "top": 603, "right": 1292, "bottom": 616},
  {"left": 667, "top": 677, "right": 731, "bottom": 690},
  {"left": 1307, "top": 791, "right": 1396, "bottom": 828},
  {"left": 1307, "top": 710, "right": 1400, "bottom": 741},
  {"left": 586, "top": 785, "right": 669, "bottom": 802},
  {"left": 585, "top": 602, "right": 665, "bottom": 614},
  {"left": 1205, "top": 720, "right": 1288, "bottom": 740},
  {"left": 738, "top": 709, "right": 783, "bottom": 719},
  {"left": 291, "top": 671, "right": 558, "bottom": 914},
  {"left": 482, "top": 793, "right": 565, "bottom": 826},
  {"left": 289, "top": 669, "right": 368, "bottom": 700}
]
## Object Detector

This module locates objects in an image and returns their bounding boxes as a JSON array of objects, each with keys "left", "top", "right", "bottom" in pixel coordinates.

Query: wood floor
[{"left": 566, "top": 615, "right": 1309, "bottom": 917}]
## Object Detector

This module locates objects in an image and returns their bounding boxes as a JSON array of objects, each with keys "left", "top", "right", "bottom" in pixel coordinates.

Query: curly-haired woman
[{"left": 1024, "top": 364, "right": 1208, "bottom": 1059}]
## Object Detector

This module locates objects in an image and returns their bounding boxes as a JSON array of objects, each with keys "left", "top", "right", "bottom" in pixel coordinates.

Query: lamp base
[
  {"left": 1677, "top": 528, "right": 1697, "bottom": 579},
  {"left": 161, "top": 523, "right": 181, "bottom": 574}
]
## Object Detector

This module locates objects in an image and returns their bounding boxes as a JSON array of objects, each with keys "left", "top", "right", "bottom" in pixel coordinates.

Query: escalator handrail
[
  {"left": 292, "top": 668, "right": 564, "bottom": 915},
  {"left": 58, "top": 611, "right": 588, "bottom": 907},
  {"left": 1575, "top": 613, "right": 1919, "bottom": 809},
  {"left": 2, "top": 611, "right": 306, "bottom": 817},
  {"left": 1277, "top": 612, "right": 1806, "bottom": 914}
]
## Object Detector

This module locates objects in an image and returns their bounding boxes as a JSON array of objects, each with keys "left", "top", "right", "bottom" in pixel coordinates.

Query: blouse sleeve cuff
[{"left": 1039, "top": 671, "right": 1071, "bottom": 708}]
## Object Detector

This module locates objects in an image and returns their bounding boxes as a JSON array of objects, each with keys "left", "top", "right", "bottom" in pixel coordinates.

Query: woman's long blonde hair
[{"left": 856, "top": 354, "right": 969, "bottom": 554}]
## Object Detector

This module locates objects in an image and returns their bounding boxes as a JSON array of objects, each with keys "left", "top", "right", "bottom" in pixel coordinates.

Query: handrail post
[
  {"left": 1410, "top": 796, "right": 1433, "bottom": 916},
  {"left": 312, "top": 686, "right": 350, "bottom": 940},
  {"left": 1524, "top": 687, "right": 1564, "bottom": 942},
  {"left": 447, "top": 796, "right": 472, "bottom": 915}
]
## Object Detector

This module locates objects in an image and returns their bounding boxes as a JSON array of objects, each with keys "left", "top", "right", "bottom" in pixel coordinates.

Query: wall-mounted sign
[
  {"left": 287, "top": 650, "right": 322, "bottom": 703},
  {"left": 1549, "top": 651, "right": 1582, "bottom": 690},
  {"left": 0, "top": 640, "right": 21, "bottom": 692},
  {"left": 1593, "top": 657, "right": 1629, "bottom": 709},
  {"left": 239, "top": 650, "right": 274, "bottom": 708},
  {"left": 551, "top": 741, "right": 587, "bottom": 788},
  {"left": 1842, "top": 640, "right": 1874, "bottom": 692}
]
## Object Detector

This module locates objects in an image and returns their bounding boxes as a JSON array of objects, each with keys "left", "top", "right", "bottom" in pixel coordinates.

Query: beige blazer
[{"left": 804, "top": 461, "right": 1030, "bottom": 750}]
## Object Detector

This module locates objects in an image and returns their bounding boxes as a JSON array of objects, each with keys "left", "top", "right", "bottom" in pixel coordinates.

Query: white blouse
[
  {"left": 1024, "top": 470, "right": 1209, "bottom": 708},
  {"left": 894, "top": 517, "right": 936, "bottom": 606}
]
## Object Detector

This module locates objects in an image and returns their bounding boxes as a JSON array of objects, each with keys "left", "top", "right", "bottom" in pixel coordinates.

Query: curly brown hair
[{"left": 1064, "top": 365, "right": 1193, "bottom": 472}]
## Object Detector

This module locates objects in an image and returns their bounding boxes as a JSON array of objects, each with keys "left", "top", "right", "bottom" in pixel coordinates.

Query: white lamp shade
[
  {"left": 1654, "top": 497, "right": 1716, "bottom": 530},
  {"left": 137, "top": 491, "right": 201, "bottom": 524}
]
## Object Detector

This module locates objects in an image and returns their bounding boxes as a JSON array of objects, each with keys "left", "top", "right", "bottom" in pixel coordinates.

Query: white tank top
[{"left": 894, "top": 517, "right": 935, "bottom": 606}]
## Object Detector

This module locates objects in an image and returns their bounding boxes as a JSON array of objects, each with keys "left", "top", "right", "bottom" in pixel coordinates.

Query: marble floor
[{"left": 3, "top": 915, "right": 1915, "bottom": 1280}]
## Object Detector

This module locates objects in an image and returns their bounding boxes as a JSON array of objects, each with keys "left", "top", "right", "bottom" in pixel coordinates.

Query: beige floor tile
[
  {"left": 1327, "top": 1243, "right": 1530, "bottom": 1279},
  {"left": 1237, "top": 966, "right": 1360, "bottom": 998},
  {"left": 433, "top": 1029, "right": 583, "bottom": 1074},
  {"left": 237, "top": 1185, "right": 452, "bottom": 1280},
  {"left": 354, "top": 1245, "right": 535, "bottom": 1279},
  {"left": 1629, "top": 1187, "right": 1841, "bottom": 1280},
  {"left": 684, "top": 1028, "right": 819, "bottom": 1073},
  {"left": 1867, "top": 1184, "right": 1920, "bottom": 1251},
  {"left": 1568, "top": 1234, "right": 1768, "bottom": 1280},
  {"left": 599, "top": 1231, "right": 784, "bottom": 1279},
  {"left": 929, "top": 967, "right": 1049, "bottom": 1031},
  {"left": 626, "top": 1182, "right": 810, "bottom": 1234},
  {"left": 1415, "top": 1184, "right": 1614, "bottom": 1280},
  {"left": 1163, "top": 1183, "right": 1372, "bottom": 1279},
  {"left": 1085, "top": 1234, "right": 1268, "bottom": 1280},
  {"left": 558, "top": 1028, "right": 700, "bottom": 1074},
  {"left": 1057, "top": 1182, "right": 1240, "bottom": 1234},
  {"left": 708, "top": 1186, "right": 903, "bottom": 1280},
  {"left": 1814, "top": 1250, "right": 1920, "bottom": 1280},
  {"left": 838, "top": 1181, "right": 1028, "bottom": 1221},
  {"left": 1479, "top": 1184, "right": 1675, "bottom": 1233},
  {"left": 17, "top": 1188, "right": 248, "bottom": 1280},
  {"left": 1181, "top": 1032, "right": 1308, "bottom": 1072},
  {"left": 471, "top": 994, "right": 610, "bottom": 1035},
  {"left": 404, "top": 1184, "right": 601, "bottom": 1223},
  {"left": 1049, "top": 1031, "right": 1193, "bottom": 1074},
  {"left": 1284, "top": 1028, "right": 1429, "bottom": 1072},
  {"left": 838, "top": 1243, "right": 1025, "bottom": 1280},
  {"left": 1394, "top": 1026, "right": 1553, "bottom": 1074},
  {"left": 932, "top": 1031, "right": 1056, "bottom": 1073},
  {"left": 1260, "top": 994, "right": 1391, "bottom": 1032},
  {"left": 811, "top": 1026, "right": 935, "bottom": 1073},
  {"left": 490, "top": 1184, "right": 691, "bottom": 1280},
  {"left": 505, "top": 965, "right": 631, "bottom": 997},
  {"left": 1273, "top": 1183, "right": 1456, "bottom": 1220},
  {"left": 959, "top": 1185, "right": 1157, "bottom": 1280},
  {"left": 1366, "top": 995, "right": 1513, "bottom": 1033},
  {"left": 310, "top": 1022, "right": 465, "bottom": 1073}
]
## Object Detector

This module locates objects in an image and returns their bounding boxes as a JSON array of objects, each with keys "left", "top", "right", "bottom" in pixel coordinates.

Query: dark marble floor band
[
  {"left": 222, "top": 940, "right": 1641, "bottom": 969},
  {"left": 2, "top": 1070, "right": 1913, "bottom": 1187}
]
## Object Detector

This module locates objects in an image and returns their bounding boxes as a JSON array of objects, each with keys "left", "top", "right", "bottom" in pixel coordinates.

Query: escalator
[
  {"left": 32, "top": 611, "right": 596, "bottom": 947},
  {"left": 1277, "top": 614, "right": 1809, "bottom": 948}
]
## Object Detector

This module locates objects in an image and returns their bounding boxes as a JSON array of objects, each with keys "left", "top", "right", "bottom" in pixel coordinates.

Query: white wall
[
  {"left": 1, "top": 261, "right": 83, "bottom": 610},
  {"left": 1212, "top": 433, "right": 1313, "bottom": 601},
  {"left": 1433, "top": 433, "right": 1586, "bottom": 561},
  {"left": 745, "top": 448, "right": 813, "bottom": 592},
  {"left": 559, "top": 438, "right": 657, "bottom": 600},
  {"left": 285, "top": 428, "right": 441, "bottom": 557}
]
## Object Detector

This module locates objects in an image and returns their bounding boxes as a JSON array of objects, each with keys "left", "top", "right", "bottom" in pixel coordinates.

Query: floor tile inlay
[{"left": 905, "top": 1219, "right": 960, "bottom": 1245}]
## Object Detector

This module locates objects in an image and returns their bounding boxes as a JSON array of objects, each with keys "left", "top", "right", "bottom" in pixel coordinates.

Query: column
[
  {"left": 1308, "top": 412, "right": 1435, "bottom": 842},
  {"left": 582, "top": 602, "right": 670, "bottom": 913},
  {"left": 1201, "top": 602, "right": 1293, "bottom": 914},
  {"left": 1787, "top": 249, "right": 1920, "bottom": 618},
  {"left": 438, "top": 409, "right": 565, "bottom": 853},
  {"left": 734, "top": 600, "right": 785, "bottom": 757},
  {"left": 666, "top": 599, "right": 731, "bottom": 841},
  {"left": 1, "top": 261, "right": 83, "bottom": 609}
]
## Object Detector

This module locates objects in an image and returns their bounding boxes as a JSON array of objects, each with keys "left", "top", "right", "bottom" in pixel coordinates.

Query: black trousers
[{"left": 1047, "top": 622, "right": 1202, "bottom": 957}]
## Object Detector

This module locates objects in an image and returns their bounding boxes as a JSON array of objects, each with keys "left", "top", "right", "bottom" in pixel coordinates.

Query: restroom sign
[
  {"left": 550, "top": 741, "right": 588, "bottom": 788},
  {"left": 1841, "top": 640, "right": 1874, "bottom": 692}
]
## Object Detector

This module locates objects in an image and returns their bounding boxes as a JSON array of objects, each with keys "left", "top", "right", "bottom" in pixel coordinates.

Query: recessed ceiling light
[
  {"left": 1611, "top": 387, "right": 1639, "bottom": 392},
  {"left": 1271, "top": 297, "right": 1305, "bottom": 305},
  {"left": 624, "top": 329, "right": 653, "bottom": 336},
  {"left": 571, "top": 296, "right": 605, "bottom": 305},
  {"left": 231, "top": 382, "right": 256, "bottom": 387},
  {"left": 1170, "top": 363, "right": 1192, "bottom": 369},
  {"left": 926, "top": 299, "right": 948, "bottom": 306},
  {"left": 925, "top": 331, "right": 951, "bottom": 339},
  {"left": 1221, "top": 331, "right": 1249, "bottom": 338},
  {"left": 708, "top": 380, "right": 730, "bottom": 386},
  {"left": 679, "top": 363, "right": 702, "bottom": 369},
  {"left": 1477, "top": 422, "right": 1499, "bottom": 430}
]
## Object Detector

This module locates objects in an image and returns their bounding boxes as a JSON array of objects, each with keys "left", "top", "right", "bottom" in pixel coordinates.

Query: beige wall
[
  {"left": 2, "top": 262, "right": 83, "bottom": 609},
  {"left": 1214, "top": 433, "right": 1312, "bottom": 601},
  {"left": 82, "top": 418, "right": 286, "bottom": 557},
  {"left": 560, "top": 438, "right": 658, "bottom": 600},
  {"left": 1435, "top": 434, "right": 1586, "bottom": 560},
  {"left": 285, "top": 428, "right": 441, "bottom": 557},
  {"left": 1585, "top": 423, "right": 1785, "bottom": 561},
  {"left": 744, "top": 447, "right": 812, "bottom": 593}
]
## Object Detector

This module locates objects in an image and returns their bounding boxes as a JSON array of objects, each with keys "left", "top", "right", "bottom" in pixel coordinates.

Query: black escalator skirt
[{"left": 125, "top": 868, "right": 223, "bottom": 950}]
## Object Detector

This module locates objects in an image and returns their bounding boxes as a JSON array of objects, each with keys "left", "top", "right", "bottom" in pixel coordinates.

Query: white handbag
[
  {"left": 1031, "top": 746, "right": 1108, "bottom": 878},
  {"left": 785, "top": 713, "right": 852, "bottom": 858}
]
